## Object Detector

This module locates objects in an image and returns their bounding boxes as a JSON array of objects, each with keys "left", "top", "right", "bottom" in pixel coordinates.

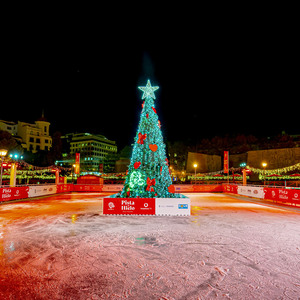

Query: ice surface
[{"left": 0, "top": 192, "right": 300, "bottom": 299}]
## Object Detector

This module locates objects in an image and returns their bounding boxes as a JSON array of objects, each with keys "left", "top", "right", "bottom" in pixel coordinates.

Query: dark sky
[{"left": 2, "top": 15, "right": 299, "bottom": 149}]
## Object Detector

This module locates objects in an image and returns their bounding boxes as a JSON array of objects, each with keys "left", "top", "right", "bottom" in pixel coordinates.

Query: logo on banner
[
  {"left": 178, "top": 204, "right": 188, "bottom": 209},
  {"left": 292, "top": 192, "right": 299, "bottom": 201},
  {"left": 108, "top": 202, "right": 115, "bottom": 209}
]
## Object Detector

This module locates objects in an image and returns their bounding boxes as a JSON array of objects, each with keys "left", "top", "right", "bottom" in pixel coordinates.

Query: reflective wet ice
[{"left": 1, "top": 192, "right": 300, "bottom": 299}]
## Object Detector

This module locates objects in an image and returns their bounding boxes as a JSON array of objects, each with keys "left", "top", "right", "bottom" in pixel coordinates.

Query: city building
[
  {"left": 0, "top": 120, "right": 17, "bottom": 135},
  {"left": 0, "top": 117, "right": 52, "bottom": 153},
  {"left": 64, "top": 133, "right": 117, "bottom": 172},
  {"left": 17, "top": 117, "right": 52, "bottom": 153},
  {"left": 186, "top": 152, "right": 222, "bottom": 173}
]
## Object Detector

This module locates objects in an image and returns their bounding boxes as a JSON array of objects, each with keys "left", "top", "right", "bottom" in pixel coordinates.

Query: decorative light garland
[
  {"left": 188, "top": 175, "right": 249, "bottom": 180},
  {"left": 247, "top": 162, "right": 300, "bottom": 175},
  {"left": 259, "top": 174, "right": 300, "bottom": 180}
]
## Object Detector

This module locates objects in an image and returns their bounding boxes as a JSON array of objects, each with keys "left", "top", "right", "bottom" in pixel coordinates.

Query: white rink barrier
[
  {"left": 28, "top": 185, "right": 57, "bottom": 198},
  {"left": 155, "top": 198, "right": 191, "bottom": 216},
  {"left": 237, "top": 186, "right": 264, "bottom": 199}
]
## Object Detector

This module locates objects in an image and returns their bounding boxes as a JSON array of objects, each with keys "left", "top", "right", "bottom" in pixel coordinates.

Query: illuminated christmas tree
[{"left": 115, "top": 79, "right": 186, "bottom": 199}]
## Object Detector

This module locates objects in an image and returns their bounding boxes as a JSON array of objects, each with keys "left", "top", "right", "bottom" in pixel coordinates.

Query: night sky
[{"left": 2, "top": 15, "right": 298, "bottom": 149}]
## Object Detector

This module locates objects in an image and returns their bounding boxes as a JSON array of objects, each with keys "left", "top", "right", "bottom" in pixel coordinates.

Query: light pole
[
  {"left": 193, "top": 163, "right": 197, "bottom": 185},
  {"left": 0, "top": 149, "right": 8, "bottom": 187},
  {"left": 262, "top": 162, "right": 267, "bottom": 186},
  {"left": 72, "top": 164, "right": 76, "bottom": 184},
  {"left": 240, "top": 162, "right": 247, "bottom": 186}
]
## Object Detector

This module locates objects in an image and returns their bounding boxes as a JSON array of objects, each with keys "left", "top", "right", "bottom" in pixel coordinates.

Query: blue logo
[{"left": 178, "top": 204, "right": 188, "bottom": 209}]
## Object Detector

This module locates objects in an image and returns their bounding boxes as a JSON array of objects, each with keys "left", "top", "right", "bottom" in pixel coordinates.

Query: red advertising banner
[
  {"left": 103, "top": 198, "right": 155, "bottom": 215},
  {"left": 73, "top": 184, "right": 104, "bottom": 192},
  {"left": 224, "top": 151, "right": 229, "bottom": 173},
  {"left": 0, "top": 186, "right": 29, "bottom": 202},
  {"left": 289, "top": 189, "right": 300, "bottom": 204},
  {"left": 223, "top": 184, "right": 238, "bottom": 194},
  {"left": 192, "top": 184, "right": 223, "bottom": 192},
  {"left": 75, "top": 153, "right": 80, "bottom": 174},
  {"left": 264, "top": 187, "right": 300, "bottom": 205},
  {"left": 56, "top": 184, "right": 74, "bottom": 193}
]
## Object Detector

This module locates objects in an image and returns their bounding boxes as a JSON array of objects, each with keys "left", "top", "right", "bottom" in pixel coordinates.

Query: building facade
[
  {"left": 186, "top": 152, "right": 222, "bottom": 173},
  {"left": 67, "top": 133, "right": 117, "bottom": 172},
  {"left": 0, "top": 118, "right": 52, "bottom": 153},
  {"left": 17, "top": 119, "right": 52, "bottom": 153},
  {"left": 0, "top": 120, "right": 17, "bottom": 135}
]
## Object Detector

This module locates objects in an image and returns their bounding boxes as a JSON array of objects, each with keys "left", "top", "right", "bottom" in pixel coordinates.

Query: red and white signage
[
  {"left": 103, "top": 197, "right": 191, "bottom": 216},
  {"left": 224, "top": 184, "right": 300, "bottom": 206},
  {"left": 223, "top": 184, "right": 238, "bottom": 194},
  {"left": 237, "top": 186, "right": 264, "bottom": 199},
  {"left": 56, "top": 184, "right": 73, "bottom": 193},
  {"left": 75, "top": 153, "right": 80, "bottom": 174},
  {"left": 224, "top": 151, "right": 229, "bottom": 173},
  {"left": 103, "top": 198, "right": 156, "bottom": 215},
  {"left": 156, "top": 198, "right": 191, "bottom": 216},
  {"left": 264, "top": 187, "right": 300, "bottom": 204},
  {"left": 0, "top": 186, "right": 29, "bottom": 202},
  {"left": 28, "top": 185, "right": 57, "bottom": 198}
]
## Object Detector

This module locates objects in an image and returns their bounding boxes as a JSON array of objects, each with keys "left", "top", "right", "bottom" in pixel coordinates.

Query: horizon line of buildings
[
  {"left": 0, "top": 118, "right": 117, "bottom": 173},
  {"left": 1, "top": 117, "right": 299, "bottom": 175}
]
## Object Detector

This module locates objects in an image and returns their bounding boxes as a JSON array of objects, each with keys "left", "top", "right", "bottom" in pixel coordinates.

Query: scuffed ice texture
[{"left": 0, "top": 192, "right": 300, "bottom": 299}]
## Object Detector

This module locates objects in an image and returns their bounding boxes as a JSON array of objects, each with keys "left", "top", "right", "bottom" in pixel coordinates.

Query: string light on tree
[{"left": 112, "top": 79, "right": 186, "bottom": 199}]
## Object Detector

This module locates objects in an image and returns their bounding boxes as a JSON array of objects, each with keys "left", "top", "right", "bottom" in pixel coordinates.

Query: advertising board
[
  {"left": 223, "top": 184, "right": 238, "bottom": 194},
  {"left": 56, "top": 184, "right": 73, "bottom": 193},
  {"left": 237, "top": 186, "right": 264, "bottom": 199},
  {"left": 0, "top": 186, "right": 29, "bottom": 202},
  {"left": 28, "top": 185, "right": 57, "bottom": 198},
  {"left": 103, "top": 198, "right": 155, "bottom": 215},
  {"left": 264, "top": 187, "right": 300, "bottom": 205},
  {"left": 155, "top": 198, "right": 191, "bottom": 216}
]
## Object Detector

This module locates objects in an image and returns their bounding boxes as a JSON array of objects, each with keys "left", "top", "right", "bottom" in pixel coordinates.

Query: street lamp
[
  {"left": 0, "top": 149, "right": 8, "bottom": 187},
  {"left": 193, "top": 163, "right": 198, "bottom": 185},
  {"left": 240, "top": 162, "right": 247, "bottom": 186},
  {"left": 72, "top": 164, "right": 76, "bottom": 183},
  {"left": 262, "top": 162, "right": 267, "bottom": 186}
]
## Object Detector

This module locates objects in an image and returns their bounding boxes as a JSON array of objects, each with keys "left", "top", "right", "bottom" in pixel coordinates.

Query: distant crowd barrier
[
  {"left": 0, "top": 184, "right": 223, "bottom": 203},
  {"left": 1, "top": 184, "right": 299, "bottom": 207},
  {"left": 223, "top": 184, "right": 300, "bottom": 207}
]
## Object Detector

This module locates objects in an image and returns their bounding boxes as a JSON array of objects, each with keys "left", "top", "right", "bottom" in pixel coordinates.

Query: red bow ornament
[
  {"left": 137, "top": 133, "right": 147, "bottom": 144},
  {"left": 146, "top": 177, "right": 156, "bottom": 192}
]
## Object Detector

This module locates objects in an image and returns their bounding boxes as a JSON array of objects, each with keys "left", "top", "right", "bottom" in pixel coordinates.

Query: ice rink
[{"left": 1, "top": 192, "right": 300, "bottom": 299}]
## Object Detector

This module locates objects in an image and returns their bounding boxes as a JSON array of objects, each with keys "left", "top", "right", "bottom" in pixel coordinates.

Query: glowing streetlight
[
  {"left": 262, "top": 162, "right": 267, "bottom": 185},
  {"left": 0, "top": 149, "right": 8, "bottom": 187},
  {"left": 193, "top": 163, "right": 198, "bottom": 185}
]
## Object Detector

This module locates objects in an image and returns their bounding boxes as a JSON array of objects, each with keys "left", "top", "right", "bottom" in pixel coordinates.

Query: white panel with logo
[
  {"left": 155, "top": 198, "right": 191, "bottom": 216},
  {"left": 237, "top": 186, "right": 264, "bottom": 199}
]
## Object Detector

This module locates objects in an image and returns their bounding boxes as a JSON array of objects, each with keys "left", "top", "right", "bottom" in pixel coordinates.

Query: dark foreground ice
[{"left": 0, "top": 192, "right": 300, "bottom": 299}]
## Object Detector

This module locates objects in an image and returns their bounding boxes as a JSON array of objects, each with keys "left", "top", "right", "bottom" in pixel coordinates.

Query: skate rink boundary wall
[
  {"left": 1, "top": 184, "right": 299, "bottom": 207},
  {"left": 0, "top": 183, "right": 223, "bottom": 202},
  {"left": 223, "top": 184, "right": 300, "bottom": 206}
]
